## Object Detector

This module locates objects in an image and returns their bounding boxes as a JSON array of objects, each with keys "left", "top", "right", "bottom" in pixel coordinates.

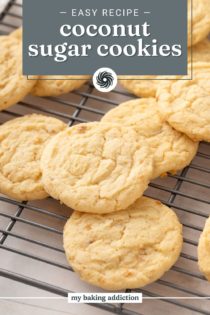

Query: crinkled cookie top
[
  {"left": 157, "top": 62, "right": 210, "bottom": 142},
  {"left": 41, "top": 122, "right": 154, "bottom": 213},
  {"left": 0, "top": 114, "right": 66, "bottom": 200},
  {"left": 64, "top": 196, "right": 183, "bottom": 290},
  {"left": 102, "top": 98, "right": 198, "bottom": 177}
]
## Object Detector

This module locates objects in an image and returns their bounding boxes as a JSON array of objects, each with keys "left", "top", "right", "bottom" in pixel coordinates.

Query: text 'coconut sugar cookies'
[
  {"left": 156, "top": 62, "right": 210, "bottom": 142},
  {"left": 63, "top": 197, "right": 183, "bottom": 290},
  {"left": 102, "top": 98, "right": 198, "bottom": 178},
  {"left": 41, "top": 122, "right": 154, "bottom": 214},
  {"left": 0, "top": 114, "right": 66, "bottom": 201}
]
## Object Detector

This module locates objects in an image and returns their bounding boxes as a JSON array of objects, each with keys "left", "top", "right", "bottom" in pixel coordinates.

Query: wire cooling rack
[{"left": 0, "top": 1, "right": 210, "bottom": 314}]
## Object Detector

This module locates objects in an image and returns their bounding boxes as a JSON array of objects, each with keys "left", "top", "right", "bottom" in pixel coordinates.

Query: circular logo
[{"left": 93, "top": 68, "right": 117, "bottom": 92}]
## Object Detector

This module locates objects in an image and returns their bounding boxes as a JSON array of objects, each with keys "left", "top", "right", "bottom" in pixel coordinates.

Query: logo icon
[{"left": 93, "top": 68, "right": 117, "bottom": 92}]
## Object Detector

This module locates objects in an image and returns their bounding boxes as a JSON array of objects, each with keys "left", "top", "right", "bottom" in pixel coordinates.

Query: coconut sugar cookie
[
  {"left": 31, "top": 75, "right": 89, "bottom": 97},
  {"left": 41, "top": 122, "right": 154, "bottom": 213},
  {"left": 102, "top": 98, "right": 198, "bottom": 178},
  {"left": 0, "top": 114, "right": 66, "bottom": 201},
  {"left": 119, "top": 73, "right": 181, "bottom": 98},
  {"left": 157, "top": 62, "right": 210, "bottom": 142},
  {"left": 63, "top": 196, "right": 183, "bottom": 290},
  {"left": 188, "top": 0, "right": 210, "bottom": 47},
  {"left": 0, "top": 36, "right": 37, "bottom": 111},
  {"left": 198, "top": 216, "right": 210, "bottom": 281},
  {"left": 119, "top": 0, "right": 210, "bottom": 97},
  {"left": 192, "top": 39, "right": 210, "bottom": 63},
  {"left": 119, "top": 76, "right": 160, "bottom": 98}
]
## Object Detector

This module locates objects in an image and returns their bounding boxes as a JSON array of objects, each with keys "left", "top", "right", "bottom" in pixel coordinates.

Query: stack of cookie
[
  {"left": 0, "top": 28, "right": 89, "bottom": 112},
  {"left": 0, "top": 104, "right": 207, "bottom": 289},
  {"left": 0, "top": 114, "right": 186, "bottom": 290}
]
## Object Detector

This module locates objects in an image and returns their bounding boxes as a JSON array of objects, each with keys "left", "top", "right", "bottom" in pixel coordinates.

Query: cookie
[
  {"left": 119, "top": 0, "right": 210, "bottom": 98},
  {"left": 119, "top": 76, "right": 160, "bottom": 98},
  {"left": 119, "top": 72, "right": 190, "bottom": 98},
  {"left": 157, "top": 62, "right": 210, "bottom": 142},
  {"left": 102, "top": 99, "right": 198, "bottom": 178},
  {"left": 0, "top": 114, "right": 66, "bottom": 201},
  {"left": 31, "top": 75, "right": 89, "bottom": 97},
  {"left": 188, "top": 0, "right": 210, "bottom": 47},
  {"left": 198, "top": 216, "right": 210, "bottom": 281},
  {"left": 41, "top": 122, "right": 154, "bottom": 213},
  {"left": 0, "top": 35, "right": 37, "bottom": 111},
  {"left": 192, "top": 38, "right": 210, "bottom": 63},
  {"left": 63, "top": 196, "right": 183, "bottom": 290}
]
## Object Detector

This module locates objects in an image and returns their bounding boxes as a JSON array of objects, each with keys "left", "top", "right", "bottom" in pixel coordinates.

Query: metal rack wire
[{"left": 0, "top": 1, "right": 210, "bottom": 314}]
